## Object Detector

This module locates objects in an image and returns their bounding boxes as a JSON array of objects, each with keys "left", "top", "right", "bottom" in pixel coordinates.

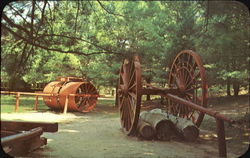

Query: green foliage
[{"left": 1, "top": 1, "right": 249, "bottom": 95}]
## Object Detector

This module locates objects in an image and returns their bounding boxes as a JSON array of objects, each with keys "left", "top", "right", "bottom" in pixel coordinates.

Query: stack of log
[{"left": 137, "top": 109, "right": 199, "bottom": 142}]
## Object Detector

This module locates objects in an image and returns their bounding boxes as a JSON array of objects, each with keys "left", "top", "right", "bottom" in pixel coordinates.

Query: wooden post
[
  {"left": 216, "top": 119, "right": 227, "bottom": 157},
  {"left": 63, "top": 95, "right": 69, "bottom": 114},
  {"left": 34, "top": 95, "right": 39, "bottom": 110},
  {"left": 15, "top": 93, "right": 20, "bottom": 112}
]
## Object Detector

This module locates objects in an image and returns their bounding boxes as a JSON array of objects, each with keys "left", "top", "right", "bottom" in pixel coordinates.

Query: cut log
[
  {"left": 137, "top": 118, "right": 155, "bottom": 140},
  {"left": 168, "top": 114, "right": 199, "bottom": 142},
  {"left": 150, "top": 109, "right": 199, "bottom": 142},
  {"left": 140, "top": 111, "right": 175, "bottom": 141}
]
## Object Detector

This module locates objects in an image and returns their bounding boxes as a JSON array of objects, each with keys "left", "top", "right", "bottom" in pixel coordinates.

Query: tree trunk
[
  {"left": 140, "top": 111, "right": 175, "bottom": 141},
  {"left": 146, "top": 94, "right": 151, "bottom": 101},
  {"left": 115, "top": 79, "right": 119, "bottom": 107},
  {"left": 226, "top": 77, "right": 231, "bottom": 96},
  {"left": 233, "top": 81, "right": 240, "bottom": 97},
  {"left": 137, "top": 118, "right": 155, "bottom": 140}
]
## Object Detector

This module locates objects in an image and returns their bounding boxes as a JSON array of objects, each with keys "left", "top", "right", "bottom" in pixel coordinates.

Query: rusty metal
[
  {"left": 117, "top": 50, "right": 234, "bottom": 157},
  {"left": 43, "top": 77, "right": 99, "bottom": 112}
]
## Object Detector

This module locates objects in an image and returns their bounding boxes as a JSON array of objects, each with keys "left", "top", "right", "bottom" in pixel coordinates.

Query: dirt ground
[{"left": 1, "top": 96, "right": 249, "bottom": 158}]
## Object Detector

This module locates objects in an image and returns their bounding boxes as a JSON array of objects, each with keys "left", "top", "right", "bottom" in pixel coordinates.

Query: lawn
[
  {"left": 1, "top": 95, "right": 49, "bottom": 113},
  {"left": 0, "top": 95, "right": 115, "bottom": 113}
]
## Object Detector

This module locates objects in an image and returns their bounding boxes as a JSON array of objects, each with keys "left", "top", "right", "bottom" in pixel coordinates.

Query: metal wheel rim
[
  {"left": 168, "top": 50, "right": 208, "bottom": 127},
  {"left": 76, "top": 83, "right": 98, "bottom": 112},
  {"left": 118, "top": 56, "right": 142, "bottom": 135}
]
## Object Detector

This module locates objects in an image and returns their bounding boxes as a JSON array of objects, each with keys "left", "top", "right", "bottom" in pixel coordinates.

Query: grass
[
  {"left": 0, "top": 95, "right": 116, "bottom": 113},
  {"left": 97, "top": 97, "right": 115, "bottom": 106},
  {"left": 1, "top": 95, "right": 49, "bottom": 113}
]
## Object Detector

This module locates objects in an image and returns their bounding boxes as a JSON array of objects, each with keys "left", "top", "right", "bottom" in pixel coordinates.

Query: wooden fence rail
[{"left": 1, "top": 91, "right": 98, "bottom": 114}]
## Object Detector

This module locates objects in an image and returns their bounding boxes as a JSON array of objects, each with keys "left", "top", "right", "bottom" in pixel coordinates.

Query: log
[
  {"left": 150, "top": 109, "right": 199, "bottom": 142},
  {"left": 140, "top": 111, "right": 175, "bottom": 141},
  {"left": 137, "top": 118, "right": 155, "bottom": 140}
]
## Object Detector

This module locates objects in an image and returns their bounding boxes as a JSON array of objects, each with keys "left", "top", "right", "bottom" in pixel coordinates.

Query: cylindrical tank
[{"left": 43, "top": 77, "right": 98, "bottom": 112}]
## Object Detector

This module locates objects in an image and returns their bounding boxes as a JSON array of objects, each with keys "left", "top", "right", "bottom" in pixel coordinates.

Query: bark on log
[
  {"left": 137, "top": 118, "right": 155, "bottom": 140},
  {"left": 140, "top": 111, "right": 175, "bottom": 141},
  {"left": 150, "top": 109, "right": 199, "bottom": 142}
]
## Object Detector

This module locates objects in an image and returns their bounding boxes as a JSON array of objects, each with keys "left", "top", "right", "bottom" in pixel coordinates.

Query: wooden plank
[
  {"left": 1, "top": 121, "right": 58, "bottom": 133},
  {"left": 141, "top": 88, "right": 180, "bottom": 96}
]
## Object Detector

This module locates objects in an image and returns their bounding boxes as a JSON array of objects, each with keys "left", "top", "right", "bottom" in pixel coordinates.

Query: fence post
[
  {"left": 15, "top": 93, "right": 20, "bottom": 112},
  {"left": 63, "top": 95, "right": 69, "bottom": 114},
  {"left": 34, "top": 95, "right": 39, "bottom": 110},
  {"left": 216, "top": 118, "right": 227, "bottom": 157}
]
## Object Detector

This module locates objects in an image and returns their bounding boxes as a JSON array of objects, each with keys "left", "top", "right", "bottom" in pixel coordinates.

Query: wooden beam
[{"left": 1, "top": 121, "right": 58, "bottom": 133}]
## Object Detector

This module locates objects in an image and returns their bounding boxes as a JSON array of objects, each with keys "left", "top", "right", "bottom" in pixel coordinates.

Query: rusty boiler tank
[{"left": 43, "top": 77, "right": 99, "bottom": 112}]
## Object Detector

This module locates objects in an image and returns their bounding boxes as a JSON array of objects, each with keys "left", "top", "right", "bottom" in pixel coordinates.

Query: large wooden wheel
[
  {"left": 168, "top": 50, "right": 208, "bottom": 127},
  {"left": 75, "top": 83, "right": 98, "bottom": 112},
  {"left": 117, "top": 56, "right": 142, "bottom": 135}
]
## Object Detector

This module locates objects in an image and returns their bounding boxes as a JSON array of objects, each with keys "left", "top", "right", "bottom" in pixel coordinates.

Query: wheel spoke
[
  {"left": 127, "top": 95, "right": 135, "bottom": 114},
  {"left": 128, "top": 92, "right": 136, "bottom": 99},
  {"left": 168, "top": 51, "right": 207, "bottom": 127},
  {"left": 185, "top": 72, "right": 200, "bottom": 88},
  {"left": 126, "top": 98, "right": 133, "bottom": 127},
  {"left": 128, "top": 82, "right": 136, "bottom": 90}
]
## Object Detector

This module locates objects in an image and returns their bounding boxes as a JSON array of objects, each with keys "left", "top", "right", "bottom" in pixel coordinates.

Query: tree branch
[
  {"left": 97, "top": 0, "right": 126, "bottom": 18},
  {"left": 8, "top": 4, "right": 29, "bottom": 24},
  {"left": 2, "top": 14, "right": 31, "bottom": 36},
  {"left": 74, "top": 0, "right": 80, "bottom": 34},
  {"left": 36, "top": 33, "right": 112, "bottom": 52},
  {"left": 2, "top": 24, "right": 119, "bottom": 56},
  {"left": 205, "top": 1, "right": 210, "bottom": 32}
]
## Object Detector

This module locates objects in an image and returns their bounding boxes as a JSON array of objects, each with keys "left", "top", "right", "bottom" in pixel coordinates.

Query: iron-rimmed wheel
[
  {"left": 117, "top": 56, "right": 142, "bottom": 135},
  {"left": 168, "top": 50, "right": 208, "bottom": 127},
  {"left": 76, "top": 83, "right": 98, "bottom": 112}
]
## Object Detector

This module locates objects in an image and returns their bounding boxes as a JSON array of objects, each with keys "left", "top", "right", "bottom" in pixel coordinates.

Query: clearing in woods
[{"left": 1, "top": 96, "right": 249, "bottom": 158}]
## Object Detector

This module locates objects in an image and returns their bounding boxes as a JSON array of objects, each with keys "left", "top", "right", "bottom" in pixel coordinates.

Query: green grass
[
  {"left": 1, "top": 95, "right": 49, "bottom": 113},
  {"left": 97, "top": 98, "right": 115, "bottom": 106},
  {"left": 0, "top": 95, "right": 116, "bottom": 113}
]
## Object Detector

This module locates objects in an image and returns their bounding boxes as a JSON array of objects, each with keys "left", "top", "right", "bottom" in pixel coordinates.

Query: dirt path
[{"left": 2, "top": 102, "right": 241, "bottom": 158}]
